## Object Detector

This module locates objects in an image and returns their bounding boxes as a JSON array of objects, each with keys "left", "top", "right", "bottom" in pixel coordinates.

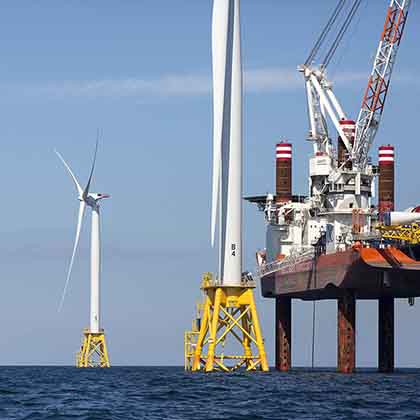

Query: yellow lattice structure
[
  {"left": 76, "top": 329, "right": 110, "bottom": 368},
  {"left": 185, "top": 273, "right": 269, "bottom": 372},
  {"left": 377, "top": 223, "right": 420, "bottom": 245},
  {"left": 184, "top": 302, "right": 203, "bottom": 371}
]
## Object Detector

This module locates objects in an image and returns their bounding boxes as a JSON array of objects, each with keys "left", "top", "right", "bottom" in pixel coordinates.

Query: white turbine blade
[
  {"left": 222, "top": 0, "right": 242, "bottom": 286},
  {"left": 83, "top": 138, "right": 99, "bottom": 199},
  {"left": 58, "top": 201, "right": 86, "bottom": 312},
  {"left": 55, "top": 150, "right": 83, "bottom": 196},
  {"left": 211, "top": 0, "right": 229, "bottom": 247}
]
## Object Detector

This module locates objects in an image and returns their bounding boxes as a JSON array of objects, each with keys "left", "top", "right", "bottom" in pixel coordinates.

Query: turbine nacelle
[
  {"left": 79, "top": 193, "right": 111, "bottom": 207},
  {"left": 92, "top": 193, "right": 111, "bottom": 200}
]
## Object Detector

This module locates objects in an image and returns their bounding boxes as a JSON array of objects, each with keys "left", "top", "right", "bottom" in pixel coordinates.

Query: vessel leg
[
  {"left": 337, "top": 294, "right": 356, "bottom": 374},
  {"left": 275, "top": 297, "right": 291, "bottom": 372},
  {"left": 378, "top": 297, "right": 394, "bottom": 373}
]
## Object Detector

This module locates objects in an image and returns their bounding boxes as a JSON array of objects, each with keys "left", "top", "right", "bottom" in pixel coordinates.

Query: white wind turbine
[
  {"left": 56, "top": 141, "right": 110, "bottom": 336},
  {"left": 211, "top": 0, "right": 242, "bottom": 286},
  {"left": 188, "top": 0, "right": 268, "bottom": 373}
]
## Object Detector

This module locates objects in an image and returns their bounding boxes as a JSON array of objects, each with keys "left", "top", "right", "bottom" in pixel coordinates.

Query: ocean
[{"left": 0, "top": 366, "right": 418, "bottom": 419}]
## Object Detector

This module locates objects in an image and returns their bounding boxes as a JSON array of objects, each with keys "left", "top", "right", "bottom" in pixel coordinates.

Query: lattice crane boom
[{"left": 352, "top": 0, "right": 411, "bottom": 169}]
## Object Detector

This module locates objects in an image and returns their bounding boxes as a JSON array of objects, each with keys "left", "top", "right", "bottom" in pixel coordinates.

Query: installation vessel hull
[{"left": 261, "top": 246, "right": 420, "bottom": 300}]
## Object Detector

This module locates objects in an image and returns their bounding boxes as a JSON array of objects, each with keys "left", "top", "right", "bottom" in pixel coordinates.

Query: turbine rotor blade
[
  {"left": 211, "top": 0, "right": 229, "bottom": 247},
  {"left": 83, "top": 137, "right": 99, "bottom": 200},
  {"left": 55, "top": 150, "right": 83, "bottom": 196},
  {"left": 58, "top": 201, "right": 86, "bottom": 312}
]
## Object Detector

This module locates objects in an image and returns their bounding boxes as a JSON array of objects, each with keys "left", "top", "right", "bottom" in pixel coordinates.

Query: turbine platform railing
[{"left": 200, "top": 272, "right": 257, "bottom": 289}]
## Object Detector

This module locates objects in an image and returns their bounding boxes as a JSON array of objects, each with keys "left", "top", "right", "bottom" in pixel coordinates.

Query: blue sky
[{"left": 0, "top": 1, "right": 419, "bottom": 366}]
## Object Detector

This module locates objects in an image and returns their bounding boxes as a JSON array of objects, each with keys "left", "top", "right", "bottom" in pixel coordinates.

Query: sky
[{"left": 0, "top": 1, "right": 419, "bottom": 367}]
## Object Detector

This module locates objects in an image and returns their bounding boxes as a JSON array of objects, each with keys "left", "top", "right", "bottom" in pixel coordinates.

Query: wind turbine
[
  {"left": 185, "top": 0, "right": 268, "bottom": 372},
  {"left": 56, "top": 140, "right": 111, "bottom": 368}
]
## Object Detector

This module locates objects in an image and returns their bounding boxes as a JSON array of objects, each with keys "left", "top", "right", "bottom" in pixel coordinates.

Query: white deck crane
[{"left": 299, "top": 0, "right": 361, "bottom": 158}]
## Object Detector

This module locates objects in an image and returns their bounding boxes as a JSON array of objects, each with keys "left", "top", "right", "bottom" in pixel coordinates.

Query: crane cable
[
  {"left": 323, "top": 0, "right": 363, "bottom": 68},
  {"left": 311, "top": 248, "right": 319, "bottom": 369},
  {"left": 305, "top": 0, "right": 347, "bottom": 67},
  {"left": 311, "top": 301, "right": 316, "bottom": 368},
  {"left": 329, "top": 0, "right": 368, "bottom": 80}
]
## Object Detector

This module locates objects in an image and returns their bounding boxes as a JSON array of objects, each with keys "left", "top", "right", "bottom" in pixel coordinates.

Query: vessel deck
[{"left": 261, "top": 246, "right": 420, "bottom": 300}]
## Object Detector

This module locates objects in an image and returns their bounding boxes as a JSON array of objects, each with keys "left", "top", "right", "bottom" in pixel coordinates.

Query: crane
[
  {"left": 299, "top": 0, "right": 361, "bottom": 158},
  {"left": 301, "top": 0, "right": 411, "bottom": 169},
  {"left": 352, "top": 0, "right": 411, "bottom": 169}
]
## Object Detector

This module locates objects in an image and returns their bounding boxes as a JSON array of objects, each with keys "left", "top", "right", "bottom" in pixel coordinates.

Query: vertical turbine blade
[
  {"left": 223, "top": 0, "right": 242, "bottom": 284},
  {"left": 211, "top": 0, "right": 242, "bottom": 285},
  {"left": 55, "top": 150, "right": 83, "bottom": 196},
  {"left": 211, "top": 0, "right": 230, "bottom": 247},
  {"left": 58, "top": 201, "right": 86, "bottom": 312},
  {"left": 83, "top": 137, "right": 99, "bottom": 199}
]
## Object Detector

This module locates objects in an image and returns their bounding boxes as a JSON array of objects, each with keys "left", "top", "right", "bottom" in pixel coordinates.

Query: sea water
[{"left": 0, "top": 366, "right": 418, "bottom": 419}]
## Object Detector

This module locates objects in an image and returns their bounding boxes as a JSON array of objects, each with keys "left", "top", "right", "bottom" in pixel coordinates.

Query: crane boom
[{"left": 352, "top": 0, "right": 411, "bottom": 169}]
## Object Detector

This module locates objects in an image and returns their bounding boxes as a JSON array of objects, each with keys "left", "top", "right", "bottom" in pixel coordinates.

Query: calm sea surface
[{"left": 0, "top": 366, "right": 419, "bottom": 419}]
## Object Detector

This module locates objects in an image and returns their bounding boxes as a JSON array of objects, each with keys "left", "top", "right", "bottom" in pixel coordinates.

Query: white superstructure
[{"left": 263, "top": 155, "right": 376, "bottom": 264}]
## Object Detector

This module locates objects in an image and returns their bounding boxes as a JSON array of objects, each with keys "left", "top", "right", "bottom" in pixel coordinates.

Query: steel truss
[
  {"left": 76, "top": 328, "right": 110, "bottom": 368},
  {"left": 185, "top": 275, "right": 268, "bottom": 372},
  {"left": 353, "top": 0, "right": 411, "bottom": 168}
]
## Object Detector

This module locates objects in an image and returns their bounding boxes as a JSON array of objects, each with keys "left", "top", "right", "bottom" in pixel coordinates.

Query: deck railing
[{"left": 256, "top": 247, "right": 315, "bottom": 278}]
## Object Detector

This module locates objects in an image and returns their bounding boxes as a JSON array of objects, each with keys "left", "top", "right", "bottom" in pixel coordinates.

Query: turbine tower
[
  {"left": 184, "top": 0, "right": 268, "bottom": 372},
  {"left": 56, "top": 141, "right": 110, "bottom": 368}
]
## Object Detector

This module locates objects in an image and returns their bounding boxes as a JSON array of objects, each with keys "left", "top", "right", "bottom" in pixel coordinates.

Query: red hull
[{"left": 261, "top": 246, "right": 420, "bottom": 299}]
